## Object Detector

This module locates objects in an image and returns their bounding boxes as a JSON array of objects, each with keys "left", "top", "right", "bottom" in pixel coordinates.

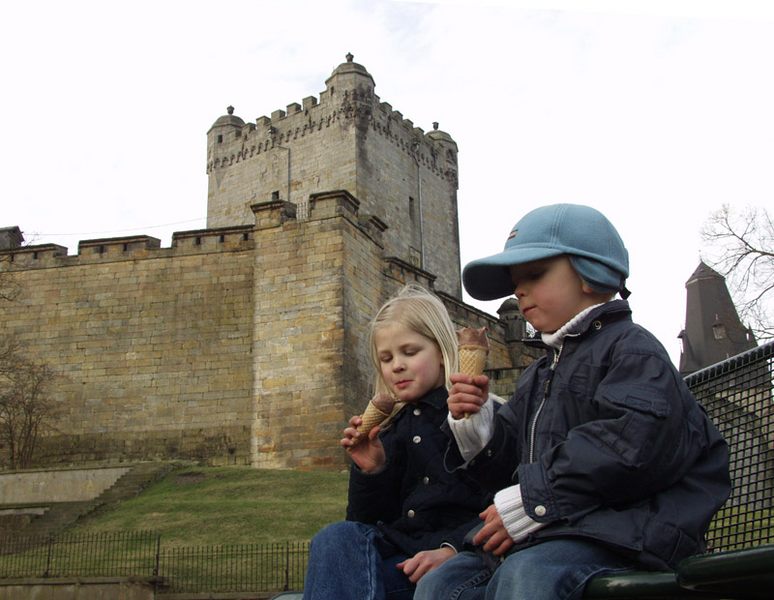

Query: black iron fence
[
  {"left": 158, "top": 541, "right": 308, "bottom": 594},
  {"left": 0, "top": 530, "right": 159, "bottom": 579},
  {"left": 685, "top": 340, "right": 774, "bottom": 552},
  {"left": 0, "top": 532, "right": 307, "bottom": 593},
  {"left": 1, "top": 341, "right": 772, "bottom": 594}
]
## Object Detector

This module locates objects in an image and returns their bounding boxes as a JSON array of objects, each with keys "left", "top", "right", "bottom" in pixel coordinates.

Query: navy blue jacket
[
  {"left": 347, "top": 386, "right": 491, "bottom": 557},
  {"left": 446, "top": 300, "right": 731, "bottom": 569}
]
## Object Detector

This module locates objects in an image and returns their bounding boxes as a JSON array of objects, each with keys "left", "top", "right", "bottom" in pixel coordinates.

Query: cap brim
[{"left": 462, "top": 246, "right": 564, "bottom": 300}]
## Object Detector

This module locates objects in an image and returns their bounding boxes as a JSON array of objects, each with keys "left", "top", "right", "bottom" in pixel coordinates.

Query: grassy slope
[{"left": 66, "top": 465, "right": 350, "bottom": 546}]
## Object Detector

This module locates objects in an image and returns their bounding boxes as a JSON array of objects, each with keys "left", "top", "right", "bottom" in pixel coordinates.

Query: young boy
[{"left": 414, "top": 204, "right": 731, "bottom": 600}]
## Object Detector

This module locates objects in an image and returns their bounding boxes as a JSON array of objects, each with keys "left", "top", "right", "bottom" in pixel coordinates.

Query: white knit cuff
[
  {"left": 494, "top": 485, "right": 546, "bottom": 543},
  {"left": 447, "top": 395, "right": 494, "bottom": 462}
]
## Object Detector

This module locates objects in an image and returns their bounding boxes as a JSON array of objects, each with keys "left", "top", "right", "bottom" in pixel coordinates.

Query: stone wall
[
  {"left": 1, "top": 192, "right": 531, "bottom": 469},
  {"left": 0, "top": 467, "right": 128, "bottom": 503},
  {"left": 2, "top": 228, "right": 255, "bottom": 467},
  {"left": 0, "top": 578, "right": 156, "bottom": 600}
]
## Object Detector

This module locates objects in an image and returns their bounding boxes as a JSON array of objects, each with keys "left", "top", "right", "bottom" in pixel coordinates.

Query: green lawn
[{"left": 67, "top": 465, "right": 350, "bottom": 546}]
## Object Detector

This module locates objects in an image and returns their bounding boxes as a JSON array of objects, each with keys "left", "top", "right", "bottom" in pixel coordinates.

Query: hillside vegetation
[{"left": 66, "top": 465, "right": 350, "bottom": 546}]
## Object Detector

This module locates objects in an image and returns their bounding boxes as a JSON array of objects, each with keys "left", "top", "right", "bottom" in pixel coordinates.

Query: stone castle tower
[
  {"left": 206, "top": 53, "right": 462, "bottom": 298},
  {"left": 0, "top": 55, "right": 529, "bottom": 470}
]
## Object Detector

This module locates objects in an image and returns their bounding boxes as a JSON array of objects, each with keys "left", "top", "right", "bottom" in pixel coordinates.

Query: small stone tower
[
  {"left": 678, "top": 261, "right": 757, "bottom": 375},
  {"left": 206, "top": 53, "right": 462, "bottom": 297}
]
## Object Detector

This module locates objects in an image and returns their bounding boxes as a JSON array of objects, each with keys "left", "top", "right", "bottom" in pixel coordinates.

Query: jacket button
[
  {"left": 592, "top": 320, "right": 602, "bottom": 330},
  {"left": 423, "top": 476, "right": 430, "bottom": 485},
  {"left": 407, "top": 509, "right": 416, "bottom": 518},
  {"left": 413, "top": 408, "right": 422, "bottom": 416},
  {"left": 412, "top": 435, "right": 422, "bottom": 444},
  {"left": 535, "top": 505, "right": 547, "bottom": 517}
]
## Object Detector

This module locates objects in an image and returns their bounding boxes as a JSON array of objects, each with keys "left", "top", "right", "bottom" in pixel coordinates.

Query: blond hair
[{"left": 368, "top": 283, "right": 459, "bottom": 396}]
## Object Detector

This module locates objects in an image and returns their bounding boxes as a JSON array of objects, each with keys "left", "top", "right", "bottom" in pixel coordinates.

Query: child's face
[
  {"left": 509, "top": 256, "right": 599, "bottom": 333},
  {"left": 374, "top": 322, "right": 445, "bottom": 403}
]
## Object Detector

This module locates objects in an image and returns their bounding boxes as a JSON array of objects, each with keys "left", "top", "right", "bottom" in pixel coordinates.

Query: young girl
[{"left": 302, "top": 284, "right": 491, "bottom": 600}]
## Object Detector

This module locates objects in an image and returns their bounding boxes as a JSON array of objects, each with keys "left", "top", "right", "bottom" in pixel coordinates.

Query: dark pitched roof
[{"left": 679, "top": 261, "right": 756, "bottom": 375}]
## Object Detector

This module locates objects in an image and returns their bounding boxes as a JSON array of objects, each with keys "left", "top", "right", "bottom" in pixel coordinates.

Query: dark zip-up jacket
[
  {"left": 347, "top": 386, "right": 491, "bottom": 557},
  {"left": 445, "top": 300, "right": 731, "bottom": 569}
]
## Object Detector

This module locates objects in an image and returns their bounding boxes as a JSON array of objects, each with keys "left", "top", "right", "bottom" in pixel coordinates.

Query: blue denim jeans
[
  {"left": 302, "top": 521, "right": 415, "bottom": 600},
  {"left": 414, "top": 538, "right": 634, "bottom": 600}
]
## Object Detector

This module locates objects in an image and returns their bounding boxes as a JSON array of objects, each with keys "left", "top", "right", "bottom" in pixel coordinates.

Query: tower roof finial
[
  {"left": 346, "top": 52, "right": 354, "bottom": 62},
  {"left": 227, "top": 105, "right": 234, "bottom": 115}
]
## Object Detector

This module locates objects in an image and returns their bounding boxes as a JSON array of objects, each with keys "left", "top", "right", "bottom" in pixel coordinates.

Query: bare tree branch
[
  {"left": 0, "top": 337, "right": 59, "bottom": 469},
  {"left": 701, "top": 204, "right": 774, "bottom": 341}
]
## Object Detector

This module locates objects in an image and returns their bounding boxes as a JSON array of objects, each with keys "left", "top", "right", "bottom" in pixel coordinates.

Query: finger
[
  {"left": 397, "top": 557, "right": 415, "bottom": 575},
  {"left": 492, "top": 537, "right": 514, "bottom": 557},
  {"left": 408, "top": 563, "right": 427, "bottom": 583},
  {"left": 449, "top": 373, "right": 474, "bottom": 385},
  {"left": 482, "top": 530, "right": 506, "bottom": 553}
]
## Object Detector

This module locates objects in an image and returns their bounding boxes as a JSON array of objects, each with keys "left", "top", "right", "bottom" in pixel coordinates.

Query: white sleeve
[
  {"left": 447, "top": 394, "right": 495, "bottom": 462},
  {"left": 494, "top": 484, "right": 547, "bottom": 543}
]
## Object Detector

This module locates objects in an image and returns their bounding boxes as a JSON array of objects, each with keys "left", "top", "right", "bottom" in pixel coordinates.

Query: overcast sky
[{"left": 3, "top": 0, "right": 773, "bottom": 365}]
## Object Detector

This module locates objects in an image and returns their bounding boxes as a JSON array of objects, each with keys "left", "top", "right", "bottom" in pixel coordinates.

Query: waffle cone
[
  {"left": 459, "top": 344, "right": 488, "bottom": 377},
  {"left": 352, "top": 400, "right": 392, "bottom": 445}
]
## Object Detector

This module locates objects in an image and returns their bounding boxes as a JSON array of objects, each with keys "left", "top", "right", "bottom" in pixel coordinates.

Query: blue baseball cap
[{"left": 463, "top": 204, "right": 630, "bottom": 301}]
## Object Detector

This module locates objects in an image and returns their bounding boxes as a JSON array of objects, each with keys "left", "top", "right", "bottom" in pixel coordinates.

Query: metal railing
[
  {"left": 685, "top": 340, "right": 774, "bottom": 552},
  {"left": 0, "top": 532, "right": 307, "bottom": 593},
  {"left": 158, "top": 541, "right": 308, "bottom": 594},
  {"left": 0, "top": 530, "right": 159, "bottom": 579}
]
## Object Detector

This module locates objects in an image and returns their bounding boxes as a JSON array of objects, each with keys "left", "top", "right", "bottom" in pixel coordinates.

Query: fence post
[
  {"left": 44, "top": 535, "right": 53, "bottom": 577},
  {"left": 284, "top": 542, "right": 290, "bottom": 590},
  {"left": 154, "top": 533, "right": 161, "bottom": 577}
]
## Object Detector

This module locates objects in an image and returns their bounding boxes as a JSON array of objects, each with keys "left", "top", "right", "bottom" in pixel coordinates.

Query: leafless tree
[
  {"left": 701, "top": 204, "right": 774, "bottom": 341},
  {"left": 0, "top": 337, "right": 59, "bottom": 469},
  {"left": 0, "top": 254, "right": 21, "bottom": 302}
]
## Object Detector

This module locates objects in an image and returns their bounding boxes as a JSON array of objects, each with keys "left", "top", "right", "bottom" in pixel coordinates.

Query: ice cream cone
[
  {"left": 459, "top": 344, "right": 488, "bottom": 377},
  {"left": 457, "top": 327, "right": 489, "bottom": 419},
  {"left": 457, "top": 327, "right": 489, "bottom": 377},
  {"left": 353, "top": 393, "right": 396, "bottom": 445}
]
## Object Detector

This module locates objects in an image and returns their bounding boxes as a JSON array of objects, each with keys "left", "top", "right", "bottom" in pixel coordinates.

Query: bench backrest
[{"left": 685, "top": 340, "right": 774, "bottom": 553}]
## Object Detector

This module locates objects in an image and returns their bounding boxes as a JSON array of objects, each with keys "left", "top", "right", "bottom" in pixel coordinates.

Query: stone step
[{"left": 1, "top": 462, "right": 178, "bottom": 540}]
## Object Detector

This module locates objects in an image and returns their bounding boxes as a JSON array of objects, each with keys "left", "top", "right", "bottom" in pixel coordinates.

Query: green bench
[{"left": 585, "top": 341, "right": 774, "bottom": 599}]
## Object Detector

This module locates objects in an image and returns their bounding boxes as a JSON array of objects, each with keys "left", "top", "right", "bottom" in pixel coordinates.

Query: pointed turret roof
[{"left": 679, "top": 260, "right": 756, "bottom": 375}]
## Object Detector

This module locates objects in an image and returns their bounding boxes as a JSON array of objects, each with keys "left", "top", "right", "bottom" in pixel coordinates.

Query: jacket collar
[
  {"left": 539, "top": 299, "right": 632, "bottom": 352},
  {"left": 421, "top": 386, "right": 449, "bottom": 410}
]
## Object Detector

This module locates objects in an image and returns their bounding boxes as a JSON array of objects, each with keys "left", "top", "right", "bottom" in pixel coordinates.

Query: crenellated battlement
[
  {"left": 0, "top": 191, "right": 389, "bottom": 273},
  {"left": 207, "top": 103, "right": 456, "bottom": 184},
  {"left": 206, "top": 56, "right": 457, "bottom": 186},
  {"left": 0, "top": 228, "right": 255, "bottom": 271}
]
